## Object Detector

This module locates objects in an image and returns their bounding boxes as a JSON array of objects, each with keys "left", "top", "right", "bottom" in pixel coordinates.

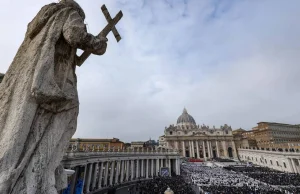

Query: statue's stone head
[{"left": 60, "top": 0, "right": 85, "bottom": 19}]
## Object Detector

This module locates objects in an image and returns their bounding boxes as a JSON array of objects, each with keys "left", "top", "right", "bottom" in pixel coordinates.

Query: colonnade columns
[
  {"left": 85, "top": 163, "right": 93, "bottom": 193},
  {"left": 151, "top": 159, "right": 154, "bottom": 177},
  {"left": 222, "top": 141, "right": 228, "bottom": 158},
  {"left": 206, "top": 141, "right": 211, "bottom": 159},
  {"left": 136, "top": 160, "right": 139, "bottom": 178},
  {"left": 196, "top": 141, "right": 200, "bottom": 159},
  {"left": 202, "top": 141, "right": 207, "bottom": 161},
  {"left": 126, "top": 161, "right": 130, "bottom": 181},
  {"left": 182, "top": 141, "right": 186, "bottom": 157},
  {"left": 81, "top": 164, "right": 87, "bottom": 194},
  {"left": 120, "top": 161, "right": 125, "bottom": 183},
  {"left": 130, "top": 160, "right": 134, "bottom": 180},
  {"left": 70, "top": 167, "right": 79, "bottom": 194},
  {"left": 98, "top": 162, "right": 104, "bottom": 188},
  {"left": 156, "top": 159, "right": 160, "bottom": 176},
  {"left": 109, "top": 161, "right": 115, "bottom": 185},
  {"left": 104, "top": 162, "right": 109, "bottom": 187},
  {"left": 216, "top": 141, "right": 220, "bottom": 158},
  {"left": 141, "top": 159, "right": 144, "bottom": 177},
  {"left": 115, "top": 161, "right": 120, "bottom": 184},
  {"left": 91, "top": 163, "right": 98, "bottom": 190},
  {"left": 146, "top": 159, "right": 149, "bottom": 178}
]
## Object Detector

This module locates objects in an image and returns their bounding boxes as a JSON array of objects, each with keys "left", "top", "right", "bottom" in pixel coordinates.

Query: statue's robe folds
[{"left": 0, "top": 2, "right": 105, "bottom": 194}]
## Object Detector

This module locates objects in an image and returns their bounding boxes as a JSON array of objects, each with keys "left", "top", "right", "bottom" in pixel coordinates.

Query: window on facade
[
  {"left": 283, "top": 162, "right": 286, "bottom": 168},
  {"left": 225, "top": 131, "right": 228, "bottom": 134},
  {"left": 270, "top": 160, "right": 272, "bottom": 165},
  {"left": 276, "top": 161, "right": 279, "bottom": 166},
  {"left": 170, "top": 131, "right": 173, "bottom": 135}
]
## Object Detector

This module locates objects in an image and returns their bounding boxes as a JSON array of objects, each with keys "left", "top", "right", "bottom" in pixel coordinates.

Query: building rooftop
[{"left": 257, "top": 122, "right": 300, "bottom": 127}]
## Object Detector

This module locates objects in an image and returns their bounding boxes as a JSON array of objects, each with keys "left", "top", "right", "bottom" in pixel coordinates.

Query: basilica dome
[{"left": 177, "top": 108, "right": 196, "bottom": 125}]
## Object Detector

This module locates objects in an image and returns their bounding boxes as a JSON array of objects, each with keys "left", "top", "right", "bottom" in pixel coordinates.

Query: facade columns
[
  {"left": 291, "top": 158, "right": 298, "bottom": 173},
  {"left": 182, "top": 141, "right": 186, "bottom": 157},
  {"left": 232, "top": 141, "right": 237, "bottom": 158},
  {"left": 98, "top": 162, "right": 104, "bottom": 188},
  {"left": 196, "top": 141, "right": 200, "bottom": 159},
  {"left": 175, "top": 141, "right": 179, "bottom": 150},
  {"left": 223, "top": 141, "right": 228, "bottom": 158},
  {"left": 202, "top": 141, "right": 207, "bottom": 161},
  {"left": 209, "top": 141, "right": 213, "bottom": 158},
  {"left": 160, "top": 158, "right": 163, "bottom": 168},
  {"left": 191, "top": 141, "right": 195, "bottom": 157},
  {"left": 288, "top": 158, "right": 296, "bottom": 173},
  {"left": 207, "top": 141, "right": 211, "bottom": 159},
  {"left": 189, "top": 141, "right": 192, "bottom": 157},
  {"left": 216, "top": 141, "right": 220, "bottom": 157},
  {"left": 168, "top": 159, "right": 171, "bottom": 177},
  {"left": 109, "top": 161, "right": 115, "bottom": 185}
]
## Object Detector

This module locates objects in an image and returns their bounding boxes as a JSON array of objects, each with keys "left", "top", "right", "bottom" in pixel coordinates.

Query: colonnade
[
  {"left": 239, "top": 148, "right": 300, "bottom": 173},
  {"left": 63, "top": 155, "right": 181, "bottom": 194},
  {"left": 170, "top": 140, "right": 237, "bottom": 159}
]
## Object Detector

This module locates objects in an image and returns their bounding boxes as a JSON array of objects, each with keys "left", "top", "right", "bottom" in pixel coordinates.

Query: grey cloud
[{"left": 1, "top": 0, "right": 300, "bottom": 142}]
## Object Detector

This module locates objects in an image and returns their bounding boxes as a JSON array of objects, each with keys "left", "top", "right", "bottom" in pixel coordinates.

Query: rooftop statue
[{"left": 0, "top": 0, "right": 122, "bottom": 193}]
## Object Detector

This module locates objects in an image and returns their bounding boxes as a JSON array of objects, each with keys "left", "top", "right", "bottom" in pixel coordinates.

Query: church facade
[{"left": 159, "top": 108, "right": 237, "bottom": 160}]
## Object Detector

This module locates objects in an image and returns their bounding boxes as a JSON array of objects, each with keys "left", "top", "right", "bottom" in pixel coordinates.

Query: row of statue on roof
[{"left": 165, "top": 123, "right": 232, "bottom": 130}]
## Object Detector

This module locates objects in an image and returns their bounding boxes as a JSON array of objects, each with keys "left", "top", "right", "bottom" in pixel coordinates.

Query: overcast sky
[{"left": 1, "top": 0, "right": 300, "bottom": 142}]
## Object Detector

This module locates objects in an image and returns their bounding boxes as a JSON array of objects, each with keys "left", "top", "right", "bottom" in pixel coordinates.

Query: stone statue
[{"left": 0, "top": 0, "right": 122, "bottom": 193}]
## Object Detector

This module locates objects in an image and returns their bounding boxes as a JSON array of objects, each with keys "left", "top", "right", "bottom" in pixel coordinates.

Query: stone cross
[{"left": 78, "top": 4, "right": 123, "bottom": 66}]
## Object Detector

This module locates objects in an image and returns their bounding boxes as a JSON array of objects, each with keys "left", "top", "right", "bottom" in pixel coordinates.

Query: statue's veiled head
[{"left": 60, "top": 0, "right": 85, "bottom": 19}]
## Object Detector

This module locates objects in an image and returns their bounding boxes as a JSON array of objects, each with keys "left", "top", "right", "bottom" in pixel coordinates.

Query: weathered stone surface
[{"left": 0, "top": 0, "right": 107, "bottom": 193}]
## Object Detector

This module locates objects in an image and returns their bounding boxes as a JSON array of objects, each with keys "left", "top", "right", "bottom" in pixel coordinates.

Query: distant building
[
  {"left": 144, "top": 138, "right": 159, "bottom": 148},
  {"left": 233, "top": 128, "right": 257, "bottom": 149},
  {"left": 252, "top": 122, "right": 300, "bottom": 148},
  {"left": 69, "top": 137, "right": 124, "bottom": 151},
  {"left": 159, "top": 108, "right": 237, "bottom": 160},
  {"left": 130, "top": 141, "right": 145, "bottom": 148}
]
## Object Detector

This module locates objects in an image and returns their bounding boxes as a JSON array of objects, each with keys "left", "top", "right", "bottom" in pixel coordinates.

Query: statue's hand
[{"left": 93, "top": 36, "right": 108, "bottom": 55}]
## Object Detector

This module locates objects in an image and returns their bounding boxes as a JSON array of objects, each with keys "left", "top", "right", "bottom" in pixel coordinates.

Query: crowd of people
[
  {"left": 127, "top": 176, "right": 195, "bottom": 194},
  {"left": 181, "top": 163, "right": 295, "bottom": 194},
  {"left": 225, "top": 166, "right": 300, "bottom": 186}
]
